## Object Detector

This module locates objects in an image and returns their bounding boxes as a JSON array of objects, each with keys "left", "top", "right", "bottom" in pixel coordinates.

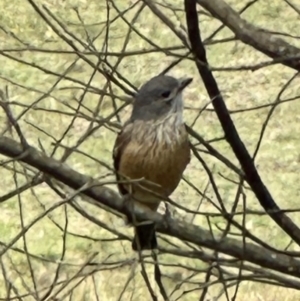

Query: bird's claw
[
  {"left": 163, "top": 203, "right": 173, "bottom": 224},
  {"left": 122, "top": 194, "right": 135, "bottom": 225}
]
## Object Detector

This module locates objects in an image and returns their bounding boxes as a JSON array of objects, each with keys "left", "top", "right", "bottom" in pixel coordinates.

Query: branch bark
[
  {"left": 1, "top": 136, "right": 300, "bottom": 278},
  {"left": 196, "top": 0, "right": 300, "bottom": 71},
  {"left": 184, "top": 0, "right": 300, "bottom": 246}
]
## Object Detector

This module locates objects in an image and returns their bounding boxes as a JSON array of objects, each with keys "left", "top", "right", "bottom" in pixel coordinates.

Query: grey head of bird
[{"left": 131, "top": 75, "right": 193, "bottom": 122}]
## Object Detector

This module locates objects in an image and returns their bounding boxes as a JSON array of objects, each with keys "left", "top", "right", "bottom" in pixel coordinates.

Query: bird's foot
[
  {"left": 122, "top": 194, "right": 135, "bottom": 225},
  {"left": 122, "top": 195, "right": 153, "bottom": 228},
  {"left": 163, "top": 203, "right": 173, "bottom": 226}
]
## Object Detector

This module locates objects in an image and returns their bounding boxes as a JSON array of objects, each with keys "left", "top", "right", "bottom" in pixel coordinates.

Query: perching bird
[{"left": 113, "top": 74, "right": 192, "bottom": 251}]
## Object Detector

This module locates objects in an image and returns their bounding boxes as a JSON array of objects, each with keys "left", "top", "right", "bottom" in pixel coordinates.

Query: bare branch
[{"left": 196, "top": 0, "right": 300, "bottom": 71}]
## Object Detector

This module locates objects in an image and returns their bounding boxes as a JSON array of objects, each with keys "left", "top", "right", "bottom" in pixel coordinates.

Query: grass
[{"left": 0, "top": 0, "right": 300, "bottom": 300}]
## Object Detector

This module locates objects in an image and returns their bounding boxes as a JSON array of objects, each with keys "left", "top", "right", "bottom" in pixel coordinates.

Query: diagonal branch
[
  {"left": 196, "top": 0, "right": 300, "bottom": 71},
  {"left": 1, "top": 136, "right": 300, "bottom": 277},
  {"left": 184, "top": 0, "right": 300, "bottom": 246}
]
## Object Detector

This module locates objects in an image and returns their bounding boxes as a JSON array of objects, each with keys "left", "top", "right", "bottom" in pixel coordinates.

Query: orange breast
[{"left": 118, "top": 121, "right": 190, "bottom": 201}]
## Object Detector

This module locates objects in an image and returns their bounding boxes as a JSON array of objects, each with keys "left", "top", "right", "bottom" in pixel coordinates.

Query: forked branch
[
  {"left": 0, "top": 136, "right": 300, "bottom": 277},
  {"left": 184, "top": 0, "right": 300, "bottom": 246}
]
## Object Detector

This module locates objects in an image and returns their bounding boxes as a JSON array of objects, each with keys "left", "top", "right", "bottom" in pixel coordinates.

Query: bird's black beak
[{"left": 178, "top": 77, "right": 193, "bottom": 91}]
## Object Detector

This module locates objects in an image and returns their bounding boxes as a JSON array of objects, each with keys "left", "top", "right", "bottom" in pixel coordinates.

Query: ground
[{"left": 0, "top": 0, "right": 300, "bottom": 300}]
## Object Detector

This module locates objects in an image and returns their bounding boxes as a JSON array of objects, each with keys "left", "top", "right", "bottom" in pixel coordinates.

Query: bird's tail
[{"left": 132, "top": 222, "right": 157, "bottom": 251}]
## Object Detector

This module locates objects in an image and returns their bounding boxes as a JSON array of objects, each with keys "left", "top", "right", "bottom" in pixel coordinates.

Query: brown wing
[{"left": 113, "top": 121, "right": 132, "bottom": 196}]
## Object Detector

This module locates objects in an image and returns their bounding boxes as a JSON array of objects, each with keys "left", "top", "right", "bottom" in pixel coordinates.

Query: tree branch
[
  {"left": 196, "top": 0, "right": 300, "bottom": 71},
  {"left": 184, "top": 0, "right": 300, "bottom": 246},
  {"left": 1, "top": 136, "right": 300, "bottom": 277}
]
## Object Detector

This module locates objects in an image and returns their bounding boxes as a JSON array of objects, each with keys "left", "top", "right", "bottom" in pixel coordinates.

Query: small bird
[{"left": 113, "top": 74, "right": 192, "bottom": 251}]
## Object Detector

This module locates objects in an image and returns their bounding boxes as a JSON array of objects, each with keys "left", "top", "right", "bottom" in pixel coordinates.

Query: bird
[{"left": 113, "top": 74, "right": 192, "bottom": 251}]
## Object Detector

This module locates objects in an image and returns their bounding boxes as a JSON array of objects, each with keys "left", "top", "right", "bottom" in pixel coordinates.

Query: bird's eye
[{"left": 161, "top": 91, "right": 171, "bottom": 98}]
